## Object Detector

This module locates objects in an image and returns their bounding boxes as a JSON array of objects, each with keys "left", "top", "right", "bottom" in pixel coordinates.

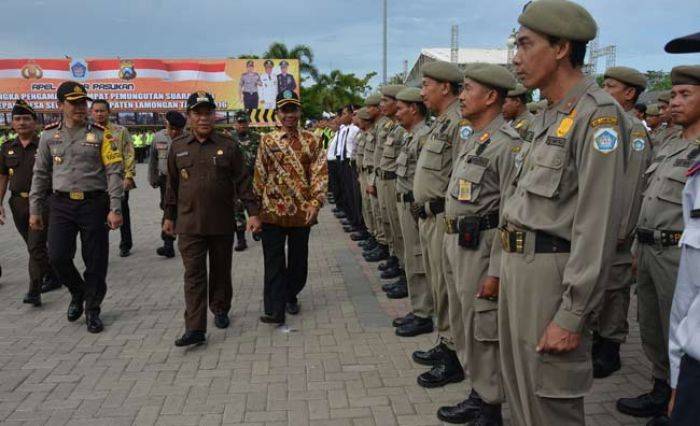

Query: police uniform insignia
[
  {"left": 459, "top": 126, "right": 473, "bottom": 140},
  {"left": 100, "top": 129, "right": 122, "bottom": 165},
  {"left": 440, "top": 121, "right": 450, "bottom": 133},
  {"left": 53, "top": 156, "right": 63, "bottom": 165},
  {"left": 591, "top": 116, "right": 618, "bottom": 128},
  {"left": 515, "top": 120, "right": 524, "bottom": 129},
  {"left": 593, "top": 128, "right": 619, "bottom": 154},
  {"left": 632, "top": 138, "right": 646, "bottom": 152},
  {"left": 458, "top": 179, "right": 472, "bottom": 201},
  {"left": 556, "top": 116, "right": 574, "bottom": 137},
  {"left": 8, "top": 168, "right": 13, "bottom": 176},
  {"left": 86, "top": 133, "right": 97, "bottom": 143},
  {"left": 8, "top": 150, "right": 13, "bottom": 155},
  {"left": 479, "top": 132, "right": 490, "bottom": 143},
  {"left": 181, "top": 169, "right": 189, "bottom": 180},
  {"left": 118, "top": 60, "right": 136, "bottom": 80},
  {"left": 53, "top": 132, "right": 61, "bottom": 139},
  {"left": 217, "top": 149, "right": 224, "bottom": 155},
  {"left": 512, "top": 145, "right": 522, "bottom": 154}
]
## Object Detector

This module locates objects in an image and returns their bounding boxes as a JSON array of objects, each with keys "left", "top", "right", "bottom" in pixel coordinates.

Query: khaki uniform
[
  {"left": 444, "top": 115, "right": 522, "bottom": 404},
  {"left": 499, "top": 77, "right": 628, "bottom": 425},
  {"left": 372, "top": 116, "right": 393, "bottom": 249},
  {"left": 413, "top": 99, "right": 462, "bottom": 347},
  {"left": 511, "top": 110, "right": 535, "bottom": 140},
  {"left": 354, "top": 130, "right": 375, "bottom": 237},
  {"left": 594, "top": 112, "right": 652, "bottom": 343},
  {"left": 651, "top": 123, "right": 683, "bottom": 155},
  {"left": 396, "top": 120, "right": 433, "bottom": 318},
  {"left": 635, "top": 135, "right": 698, "bottom": 381},
  {"left": 365, "top": 118, "right": 388, "bottom": 245},
  {"left": 378, "top": 121, "right": 407, "bottom": 266}
]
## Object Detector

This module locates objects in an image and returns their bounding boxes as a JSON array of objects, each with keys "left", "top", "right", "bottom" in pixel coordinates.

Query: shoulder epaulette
[
  {"left": 500, "top": 123, "right": 521, "bottom": 139},
  {"left": 459, "top": 119, "right": 471, "bottom": 126},
  {"left": 589, "top": 88, "right": 615, "bottom": 107},
  {"left": 44, "top": 122, "right": 59, "bottom": 130}
]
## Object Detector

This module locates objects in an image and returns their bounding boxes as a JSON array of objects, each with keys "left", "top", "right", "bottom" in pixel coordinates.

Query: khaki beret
[
  {"left": 422, "top": 60, "right": 463, "bottom": 83},
  {"left": 671, "top": 65, "right": 700, "bottom": 86},
  {"left": 463, "top": 63, "right": 517, "bottom": 91},
  {"left": 507, "top": 83, "right": 529, "bottom": 97},
  {"left": 356, "top": 107, "right": 371, "bottom": 120},
  {"left": 396, "top": 87, "right": 423, "bottom": 103},
  {"left": 380, "top": 84, "right": 406, "bottom": 98},
  {"left": 658, "top": 90, "right": 672, "bottom": 103},
  {"left": 365, "top": 93, "right": 381, "bottom": 106},
  {"left": 604, "top": 66, "right": 647, "bottom": 89},
  {"left": 518, "top": 0, "right": 597, "bottom": 42},
  {"left": 645, "top": 103, "right": 661, "bottom": 116}
]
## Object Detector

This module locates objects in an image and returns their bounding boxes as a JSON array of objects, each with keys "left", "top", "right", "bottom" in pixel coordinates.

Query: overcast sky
[{"left": 0, "top": 0, "right": 698, "bottom": 86}]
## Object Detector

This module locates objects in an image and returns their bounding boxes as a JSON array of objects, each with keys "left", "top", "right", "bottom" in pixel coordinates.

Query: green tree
[
  {"left": 301, "top": 70, "right": 377, "bottom": 119},
  {"left": 263, "top": 42, "right": 319, "bottom": 82},
  {"left": 237, "top": 54, "right": 260, "bottom": 59},
  {"left": 387, "top": 72, "right": 406, "bottom": 84},
  {"left": 646, "top": 70, "right": 672, "bottom": 91}
]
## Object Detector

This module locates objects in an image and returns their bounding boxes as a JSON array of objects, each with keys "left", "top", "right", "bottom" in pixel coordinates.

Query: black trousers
[
  {"left": 243, "top": 92, "right": 259, "bottom": 110},
  {"left": 158, "top": 177, "right": 175, "bottom": 244},
  {"left": 341, "top": 160, "right": 363, "bottom": 228},
  {"left": 261, "top": 224, "right": 311, "bottom": 317},
  {"left": 328, "top": 160, "right": 338, "bottom": 200},
  {"left": 119, "top": 190, "right": 132, "bottom": 251},
  {"left": 48, "top": 193, "right": 109, "bottom": 313},
  {"left": 672, "top": 355, "right": 700, "bottom": 425}
]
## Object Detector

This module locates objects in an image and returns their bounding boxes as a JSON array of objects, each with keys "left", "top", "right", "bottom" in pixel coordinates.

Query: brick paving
[{"left": 0, "top": 164, "right": 650, "bottom": 425}]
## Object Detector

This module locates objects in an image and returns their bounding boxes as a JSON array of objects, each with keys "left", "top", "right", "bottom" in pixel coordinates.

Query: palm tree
[{"left": 263, "top": 42, "right": 319, "bottom": 82}]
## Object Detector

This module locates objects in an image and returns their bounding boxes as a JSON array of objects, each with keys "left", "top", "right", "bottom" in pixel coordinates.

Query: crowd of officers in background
[{"left": 312, "top": 1, "right": 699, "bottom": 425}]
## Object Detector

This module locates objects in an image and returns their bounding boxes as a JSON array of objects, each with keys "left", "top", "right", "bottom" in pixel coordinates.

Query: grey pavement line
[{"left": 335, "top": 247, "right": 390, "bottom": 329}]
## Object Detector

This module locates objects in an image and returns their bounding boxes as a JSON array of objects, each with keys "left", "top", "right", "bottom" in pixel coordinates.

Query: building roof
[{"left": 404, "top": 47, "right": 510, "bottom": 85}]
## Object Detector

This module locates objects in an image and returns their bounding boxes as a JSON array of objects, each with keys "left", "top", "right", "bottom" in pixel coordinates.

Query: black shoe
[
  {"left": 378, "top": 256, "right": 399, "bottom": 271},
  {"left": 359, "top": 238, "right": 376, "bottom": 249},
  {"left": 334, "top": 212, "right": 347, "bottom": 219},
  {"left": 260, "top": 314, "right": 285, "bottom": 324},
  {"left": 417, "top": 349, "right": 465, "bottom": 388},
  {"left": 364, "top": 246, "right": 389, "bottom": 262},
  {"left": 593, "top": 338, "right": 621, "bottom": 378},
  {"left": 343, "top": 226, "right": 354, "bottom": 233},
  {"left": 412, "top": 342, "right": 448, "bottom": 366},
  {"left": 382, "top": 281, "right": 399, "bottom": 292},
  {"left": 386, "top": 284, "right": 408, "bottom": 299},
  {"left": 646, "top": 416, "right": 671, "bottom": 426},
  {"left": 380, "top": 267, "right": 402, "bottom": 280},
  {"left": 214, "top": 313, "right": 230, "bottom": 329},
  {"left": 119, "top": 248, "right": 131, "bottom": 257},
  {"left": 392, "top": 312, "right": 416, "bottom": 327},
  {"left": 340, "top": 219, "right": 352, "bottom": 226},
  {"left": 362, "top": 244, "right": 381, "bottom": 256},
  {"left": 22, "top": 292, "right": 41, "bottom": 307},
  {"left": 332, "top": 207, "right": 342, "bottom": 214},
  {"left": 350, "top": 231, "right": 369, "bottom": 241},
  {"left": 86, "top": 311, "right": 104, "bottom": 333},
  {"left": 156, "top": 246, "right": 175, "bottom": 258},
  {"left": 616, "top": 379, "right": 672, "bottom": 418},
  {"left": 175, "top": 330, "right": 206, "bottom": 347},
  {"left": 235, "top": 238, "right": 247, "bottom": 252},
  {"left": 286, "top": 302, "right": 300, "bottom": 315},
  {"left": 41, "top": 274, "right": 62, "bottom": 293},
  {"left": 67, "top": 299, "right": 84, "bottom": 322},
  {"left": 396, "top": 316, "right": 433, "bottom": 337},
  {"left": 466, "top": 402, "right": 503, "bottom": 426},
  {"left": 437, "top": 390, "right": 483, "bottom": 424}
]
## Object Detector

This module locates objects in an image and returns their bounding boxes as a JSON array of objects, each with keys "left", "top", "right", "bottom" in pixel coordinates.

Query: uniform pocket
[
  {"left": 175, "top": 155, "right": 193, "bottom": 169},
  {"left": 421, "top": 138, "right": 447, "bottom": 171},
  {"left": 535, "top": 339, "right": 592, "bottom": 398},
  {"left": 473, "top": 298, "right": 499, "bottom": 342},
  {"left": 522, "top": 147, "right": 566, "bottom": 198},
  {"left": 657, "top": 168, "right": 686, "bottom": 205},
  {"left": 449, "top": 161, "right": 487, "bottom": 202}
]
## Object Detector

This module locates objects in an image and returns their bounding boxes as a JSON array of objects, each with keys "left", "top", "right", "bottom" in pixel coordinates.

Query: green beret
[
  {"left": 396, "top": 87, "right": 423, "bottom": 103},
  {"left": 463, "top": 63, "right": 517, "bottom": 91},
  {"left": 671, "top": 65, "right": 700, "bottom": 86},
  {"left": 356, "top": 107, "right": 371, "bottom": 120},
  {"left": 422, "top": 60, "right": 463, "bottom": 83},
  {"left": 380, "top": 84, "right": 406, "bottom": 99},
  {"left": 658, "top": 90, "right": 672, "bottom": 103},
  {"left": 365, "top": 93, "right": 381, "bottom": 106},
  {"left": 507, "top": 83, "right": 529, "bottom": 97},
  {"left": 518, "top": 0, "right": 597, "bottom": 42},
  {"left": 604, "top": 66, "right": 647, "bottom": 89},
  {"left": 645, "top": 103, "right": 661, "bottom": 116}
]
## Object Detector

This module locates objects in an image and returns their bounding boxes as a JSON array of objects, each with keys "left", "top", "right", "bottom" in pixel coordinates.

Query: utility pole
[
  {"left": 382, "top": 0, "right": 388, "bottom": 84},
  {"left": 451, "top": 24, "right": 459, "bottom": 63}
]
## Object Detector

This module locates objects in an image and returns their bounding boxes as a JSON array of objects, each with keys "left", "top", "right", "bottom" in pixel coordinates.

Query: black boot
[
  {"left": 467, "top": 402, "right": 503, "bottom": 426},
  {"left": 86, "top": 311, "right": 104, "bottom": 333},
  {"left": 396, "top": 316, "right": 433, "bottom": 337},
  {"left": 616, "top": 379, "right": 672, "bottom": 418},
  {"left": 234, "top": 231, "right": 247, "bottom": 252},
  {"left": 23, "top": 292, "right": 42, "bottom": 307},
  {"left": 364, "top": 245, "right": 389, "bottom": 262},
  {"left": 350, "top": 230, "right": 369, "bottom": 241},
  {"left": 175, "top": 330, "right": 206, "bottom": 347},
  {"left": 392, "top": 312, "right": 416, "bottom": 327},
  {"left": 417, "top": 347, "right": 465, "bottom": 388},
  {"left": 437, "top": 390, "right": 483, "bottom": 424},
  {"left": 593, "top": 338, "right": 621, "bottom": 378},
  {"left": 157, "top": 240, "right": 175, "bottom": 258},
  {"left": 386, "top": 281, "right": 408, "bottom": 299},
  {"left": 412, "top": 342, "right": 448, "bottom": 366},
  {"left": 380, "top": 266, "right": 402, "bottom": 280},
  {"left": 378, "top": 256, "right": 398, "bottom": 271}
]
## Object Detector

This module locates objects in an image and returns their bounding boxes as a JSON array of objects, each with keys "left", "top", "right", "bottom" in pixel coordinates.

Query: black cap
[
  {"left": 12, "top": 99, "right": 37, "bottom": 119},
  {"left": 665, "top": 32, "right": 700, "bottom": 53},
  {"left": 264, "top": 59, "right": 274, "bottom": 67},
  {"left": 57, "top": 81, "right": 91, "bottom": 103},
  {"left": 279, "top": 60, "right": 289, "bottom": 67},
  {"left": 276, "top": 90, "right": 300, "bottom": 109},
  {"left": 186, "top": 91, "right": 216, "bottom": 111},
  {"left": 165, "top": 111, "right": 186, "bottom": 129},
  {"left": 234, "top": 110, "right": 250, "bottom": 122}
]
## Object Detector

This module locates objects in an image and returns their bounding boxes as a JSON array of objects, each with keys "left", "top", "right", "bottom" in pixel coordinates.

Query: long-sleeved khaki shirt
[{"left": 396, "top": 120, "right": 430, "bottom": 194}]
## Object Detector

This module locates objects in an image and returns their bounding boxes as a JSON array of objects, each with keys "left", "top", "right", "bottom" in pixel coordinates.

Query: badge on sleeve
[
  {"left": 556, "top": 117, "right": 573, "bottom": 137},
  {"left": 86, "top": 132, "right": 97, "bottom": 143},
  {"left": 460, "top": 126, "right": 473, "bottom": 140},
  {"left": 458, "top": 179, "right": 472, "bottom": 202},
  {"left": 593, "top": 128, "right": 619, "bottom": 154},
  {"left": 632, "top": 138, "right": 646, "bottom": 152}
]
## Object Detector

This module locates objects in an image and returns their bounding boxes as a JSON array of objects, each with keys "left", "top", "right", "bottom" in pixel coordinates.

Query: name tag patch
[
  {"left": 593, "top": 128, "right": 618, "bottom": 154},
  {"left": 546, "top": 136, "right": 566, "bottom": 147}
]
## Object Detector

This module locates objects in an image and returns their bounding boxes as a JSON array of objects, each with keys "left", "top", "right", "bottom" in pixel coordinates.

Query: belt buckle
[
  {"left": 69, "top": 191, "right": 85, "bottom": 201},
  {"left": 499, "top": 228, "right": 511, "bottom": 252},
  {"left": 515, "top": 232, "right": 524, "bottom": 253},
  {"left": 20, "top": 192, "right": 29, "bottom": 198}
]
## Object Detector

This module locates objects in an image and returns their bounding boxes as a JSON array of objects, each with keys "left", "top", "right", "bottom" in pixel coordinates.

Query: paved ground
[{"left": 0, "top": 164, "right": 652, "bottom": 425}]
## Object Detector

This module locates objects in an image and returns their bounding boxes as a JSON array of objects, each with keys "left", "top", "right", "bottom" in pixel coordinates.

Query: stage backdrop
[{"left": 0, "top": 58, "right": 300, "bottom": 126}]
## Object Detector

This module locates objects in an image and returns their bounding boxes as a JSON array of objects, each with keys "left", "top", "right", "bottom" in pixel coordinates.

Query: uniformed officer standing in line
[
  {"left": 502, "top": 83, "right": 534, "bottom": 140},
  {"left": 232, "top": 110, "right": 261, "bottom": 252},
  {"left": 349, "top": 108, "right": 371, "bottom": 242},
  {"left": 616, "top": 66, "right": 700, "bottom": 421},
  {"left": 654, "top": 91, "right": 683, "bottom": 150},
  {"left": 594, "top": 66, "right": 653, "bottom": 378},
  {"left": 357, "top": 101, "right": 380, "bottom": 254},
  {"left": 437, "top": 63, "right": 520, "bottom": 426},
  {"left": 499, "top": 2, "right": 629, "bottom": 424},
  {"left": 376, "top": 85, "right": 408, "bottom": 293},
  {"left": 90, "top": 99, "right": 136, "bottom": 258},
  {"left": 148, "top": 111, "right": 186, "bottom": 258},
  {"left": 163, "top": 92, "right": 259, "bottom": 346},
  {"left": 392, "top": 87, "right": 434, "bottom": 337},
  {"left": 29, "top": 81, "right": 124, "bottom": 334},
  {"left": 0, "top": 100, "right": 59, "bottom": 306},
  {"left": 646, "top": 104, "right": 663, "bottom": 137},
  {"left": 410, "top": 61, "right": 466, "bottom": 389}
]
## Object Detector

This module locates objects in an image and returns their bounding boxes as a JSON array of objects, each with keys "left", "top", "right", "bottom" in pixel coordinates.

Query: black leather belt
[
  {"left": 499, "top": 228, "right": 571, "bottom": 253},
  {"left": 397, "top": 191, "right": 414, "bottom": 203},
  {"left": 445, "top": 212, "right": 499, "bottom": 234},
  {"left": 379, "top": 171, "right": 397, "bottom": 180},
  {"left": 636, "top": 228, "right": 682, "bottom": 247},
  {"left": 10, "top": 191, "right": 30, "bottom": 198},
  {"left": 418, "top": 198, "right": 445, "bottom": 219},
  {"left": 54, "top": 190, "right": 106, "bottom": 201}
]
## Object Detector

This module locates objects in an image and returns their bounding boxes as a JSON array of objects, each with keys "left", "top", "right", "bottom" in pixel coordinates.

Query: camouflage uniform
[{"left": 234, "top": 130, "right": 261, "bottom": 230}]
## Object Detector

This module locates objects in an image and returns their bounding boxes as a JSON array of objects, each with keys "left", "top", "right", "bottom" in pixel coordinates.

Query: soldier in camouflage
[{"left": 233, "top": 110, "right": 261, "bottom": 251}]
